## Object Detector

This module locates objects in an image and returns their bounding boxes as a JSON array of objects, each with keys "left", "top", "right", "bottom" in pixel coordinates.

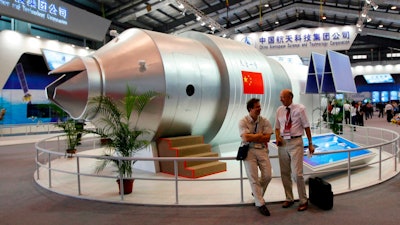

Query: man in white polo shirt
[{"left": 275, "top": 89, "right": 314, "bottom": 212}]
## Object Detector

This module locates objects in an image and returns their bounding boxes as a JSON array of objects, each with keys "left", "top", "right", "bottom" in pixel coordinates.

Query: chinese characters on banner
[
  {"left": 232, "top": 26, "right": 357, "bottom": 57},
  {"left": 8, "top": 0, "right": 68, "bottom": 25}
]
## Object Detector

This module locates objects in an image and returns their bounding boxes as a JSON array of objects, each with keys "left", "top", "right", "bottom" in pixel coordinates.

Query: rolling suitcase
[{"left": 309, "top": 177, "right": 333, "bottom": 210}]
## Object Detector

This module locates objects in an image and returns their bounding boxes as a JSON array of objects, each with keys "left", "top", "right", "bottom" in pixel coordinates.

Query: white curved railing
[
  {"left": 0, "top": 122, "right": 60, "bottom": 136},
  {"left": 34, "top": 124, "right": 399, "bottom": 205}
]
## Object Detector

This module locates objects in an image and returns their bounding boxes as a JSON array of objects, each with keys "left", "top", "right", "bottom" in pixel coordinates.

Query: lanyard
[{"left": 253, "top": 122, "right": 258, "bottom": 134}]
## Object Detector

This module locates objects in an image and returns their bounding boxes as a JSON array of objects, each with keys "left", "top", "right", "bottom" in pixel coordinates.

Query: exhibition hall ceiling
[{"left": 64, "top": 0, "right": 400, "bottom": 62}]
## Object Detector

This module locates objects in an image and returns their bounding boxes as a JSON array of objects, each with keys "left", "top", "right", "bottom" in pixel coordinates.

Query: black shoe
[{"left": 258, "top": 205, "right": 270, "bottom": 216}]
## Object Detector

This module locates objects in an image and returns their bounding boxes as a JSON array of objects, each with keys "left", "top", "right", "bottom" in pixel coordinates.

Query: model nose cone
[{"left": 46, "top": 57, "right": 101, "bottom": 119}]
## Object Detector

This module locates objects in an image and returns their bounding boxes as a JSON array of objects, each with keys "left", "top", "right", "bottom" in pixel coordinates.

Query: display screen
[
  {"left": 390, "top": 91, "right": 398, "bottom": 100},
  {"left": 381, "top": 91, "right": 389, "bottom": 102},
  {"left": 372, "top": 91, "right": 380, "bottom": 103},
  {"left": 335, "top": 93, "right": 344, "bottom": 99},
  {"left": 41, "top": 49, "right": 76, "bottom": 70},
  {"left": 363, "top": 74, "right": 394, "bottom": 84}
]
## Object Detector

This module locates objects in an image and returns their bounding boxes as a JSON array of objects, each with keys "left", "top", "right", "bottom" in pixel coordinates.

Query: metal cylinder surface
[{"left": 47, "top": 28, "right": 295, "bottom": 146}]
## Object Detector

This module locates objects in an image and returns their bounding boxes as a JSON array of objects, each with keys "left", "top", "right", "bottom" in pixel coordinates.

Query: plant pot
[
  {"left": 66, "top": 149, "right": 77, "bottom": 158},
  {"left": 66, "top": 149, "right": 77, "bottom": 154},
  {"left": 116, "top": 179, "right": 134, "bottom": 194},
  {"left": 100, "top": 138, "right": 112, "bottom": 146}
]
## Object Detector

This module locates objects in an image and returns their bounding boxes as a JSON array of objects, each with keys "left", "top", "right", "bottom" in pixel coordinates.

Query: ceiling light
[
  {"left": 264, "top": 3, "right": 269, "bottom": 8},
  {"left": 109, "top": 30, "right": 119, "bottom": 37},
  {"left": 196, "top": 15, "right": 201, "bottom": 21},
  {"left": 201, "top": 22, "right": 206, "bottom": 26},
  {"left": 361, "top": 12, "right": 367, "bottom": 17},
  {"left": 366, "top": 16, "right": 372, "bottom": 22},
  {"left": 177, "top": 3, "right": 184, "bottom": 9},
  {"left": 371, "top": 2, "right": 378, "bottom": 10},
  {"left": 275, "top": 21, "right": 279, "bottom": 25},
  {"left": 378, "top": 24, "right": 383, "bottom": 28},
  {"left": 358, "top": 27, "right": 363, "bottom": 32},
  {"left": 390, "top": 6, "right": 397, "bottom": 10},
  {"left": 365, "top": 0, "right": 371, "bottom": 4},
  {"left": 181, "top": 9, "right": 186, "bottom": 15}
]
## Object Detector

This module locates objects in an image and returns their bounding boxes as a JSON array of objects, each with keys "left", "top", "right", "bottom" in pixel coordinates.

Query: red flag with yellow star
[{"left": 242, "top": 71, "right": 264, "bottom": 94}]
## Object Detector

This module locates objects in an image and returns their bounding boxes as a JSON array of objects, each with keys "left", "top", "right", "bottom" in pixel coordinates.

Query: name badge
[{"left": 283, "top": 130, "right": 291, "bottom": 140}]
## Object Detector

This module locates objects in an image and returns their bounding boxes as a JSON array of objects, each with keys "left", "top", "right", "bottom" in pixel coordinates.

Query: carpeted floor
[{"left": 0, "top": 116, "right": 399, "bottom": 225}]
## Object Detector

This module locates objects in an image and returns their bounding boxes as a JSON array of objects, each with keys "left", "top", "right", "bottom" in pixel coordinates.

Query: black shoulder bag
[{"left": 236, "top": 122, "right": 258, "bottom": 160}]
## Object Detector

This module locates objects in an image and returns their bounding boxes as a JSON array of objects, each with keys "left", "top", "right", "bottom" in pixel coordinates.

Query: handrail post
[
  {"left": 57, "top": 136, "right": 60, "bottom": 152},
  {"left": 48, "top": 152, "right": 52, "bottom": 188},
  {"left": 77, "top": 157, "right": 82, "bottom": 195},
  {"left": 36, "top": 148, "right": 40, "bottom": 180},
  {"left": 396, "top": 139, "right": 399, "bottom": 172},
  {"left": 379, "top": 146, "right": 382, "bottom": 181},
  {"left": 239, "top": 160, "right": 244, "bottom": 203},
  {"left": 347, "top": 151, "right": 351, "bottom": 190},
  {"left": 119, "top": 159, "right": 124, "bottom": 200},
  {"left": 174, "top": 159, "right": 179, "bottom": 205}
]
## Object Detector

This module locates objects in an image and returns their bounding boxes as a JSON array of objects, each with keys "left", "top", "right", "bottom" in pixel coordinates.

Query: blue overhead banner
[{"left": 0, "top": 0, "right": 111, "bottom": 41}]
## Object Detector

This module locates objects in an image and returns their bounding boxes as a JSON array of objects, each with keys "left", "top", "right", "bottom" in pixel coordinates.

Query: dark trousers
[
  {"left": 345, "top": 111, "right": 350, "bottom": 124},
  {"left": 387, "top": 110, "right": 393, "bottom": 122}
]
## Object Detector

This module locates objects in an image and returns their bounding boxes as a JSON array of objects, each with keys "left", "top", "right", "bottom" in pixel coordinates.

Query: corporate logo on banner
[
  {"left": 0, "top": 0, "right": 68, "bottom": 25},
  {"left": 232, "top": 26, "right": 357, "bottom": 57}
]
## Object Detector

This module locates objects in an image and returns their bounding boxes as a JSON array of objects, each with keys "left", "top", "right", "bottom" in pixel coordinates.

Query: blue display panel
[
  {"left": 322, "top": 50, "right": 357, "bottom": 93},
  {"left": 390, "top": 91, "right": 398, "bottom": 100},
  {"left": 363, "top": 98, "right": 371, "bottom": 104},
  {"left": 372, "top": 91, "right": 380, "bottom": 103},
  {"left": 302, "top": 134, "right": 372, "bottom": 167},
  {"left": 41, "top": 49, "right": 76, "bottom": 70},
  {"left": 0, "top": 53, "right": 64, "bottom": 125},
  {"left": 381, "top": 91, "right": 389, "bottom": 102},
  {"left": 306, "top": 52, "right": 325, "bottom": 93},
  {"left": 363, "top": 74, "right": 394, "bottom": 84},
  {"left": 335, "top": 93, "right": 344, "bottom": 99}
]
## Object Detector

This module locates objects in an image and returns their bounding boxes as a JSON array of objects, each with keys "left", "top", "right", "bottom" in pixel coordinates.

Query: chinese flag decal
[{"left": 242, "top": 71, "right": 264, "bottom": 94}]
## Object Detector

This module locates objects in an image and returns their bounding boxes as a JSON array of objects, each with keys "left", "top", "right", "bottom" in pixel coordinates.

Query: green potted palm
[
  {"left": 328, "top": 99, "right": 344, "bottom": 134},
  {"left": 85, "top": 86, "right": 161, "bottom": 194},
  {"left": 54, "top": 119, "right": 84, "bottom": 157}
]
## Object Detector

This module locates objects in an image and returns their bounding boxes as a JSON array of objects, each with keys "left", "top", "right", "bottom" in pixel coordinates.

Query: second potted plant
[{"left": 55, "top": 119, "right": 85, "bottom": 157}]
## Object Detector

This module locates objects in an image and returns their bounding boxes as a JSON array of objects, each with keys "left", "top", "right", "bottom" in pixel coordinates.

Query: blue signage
[
  {"left": 0, "top": 0, "right": 111, "bottom": 41},
  {"left": 2, "top": 0, "right": 68, "bottom": 25}
]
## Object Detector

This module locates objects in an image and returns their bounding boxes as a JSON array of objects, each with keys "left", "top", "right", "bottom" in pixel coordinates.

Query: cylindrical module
[{"left": 46, "top": 28, "right": 297, "bottom": 146}]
